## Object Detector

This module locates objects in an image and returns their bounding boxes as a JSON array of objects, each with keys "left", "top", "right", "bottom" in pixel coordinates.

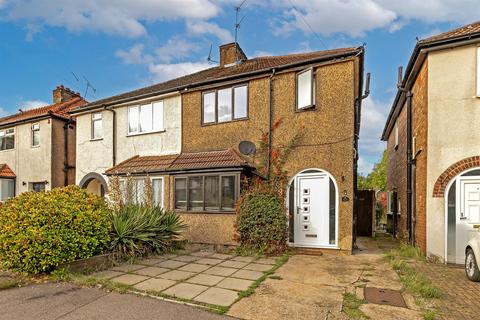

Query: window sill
[
  {"left": 127, "top": 130, "right": 166, "bottom": 137},
  {"left": 31, "top": 145, "right": 40, "bottom": 148},
  {"left": 175, "top": 210, "right": 236, "bottom": 215},
  {"left": 201, "top": 117, "right": 249, "bottom": 127},
  {"left": 0, "top": 148, "right": 14, "bottom": 153},
  {"left": 90, "top": 138, "right": 103, "bottom": 142},
  {"left": 295, "top": 105, "right": 316, "bottom": 113}
]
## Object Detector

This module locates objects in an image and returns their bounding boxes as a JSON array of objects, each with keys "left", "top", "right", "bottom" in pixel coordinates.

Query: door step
[{"left": 294, "top": 248, "right": 324, "bottom": 256}]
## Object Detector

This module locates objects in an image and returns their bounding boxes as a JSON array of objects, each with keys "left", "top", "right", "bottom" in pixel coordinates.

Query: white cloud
[
  {"left": 2, "top": 0, "right": 220, "bottom": 38},
  {"left": 269, "top": 0, "right": 479, "bottom": 38},
  {"left": 358, "top": 157, "right": 374, "bottom": 176},
  {"left": 148, "top": 62, "right": 211, "bottom": 83},
  {"left": 358, "top": 96, "right": 389, "bottom": 174},
  {"left": 186, "top": 20, "right": 233, "bottom": 43},
  {"left": 116, "top": 44, "right": 153, "bottom": 64},
  {"left": 155, "top": 37, "right": 200, "bottom": 63},
  {"left": 20, "top": 100, "right": 49, "bottom": 110}
]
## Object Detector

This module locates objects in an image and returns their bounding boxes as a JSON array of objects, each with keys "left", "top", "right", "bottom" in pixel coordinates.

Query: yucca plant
[{"left": 109, "top": 205, "right": 186, "bottom": 259}]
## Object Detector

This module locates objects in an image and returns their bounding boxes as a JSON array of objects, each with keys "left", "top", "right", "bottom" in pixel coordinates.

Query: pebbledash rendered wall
[
  {"left": 75, "top": 94, "right": 182, "bottom": 187},
  {"left": 176, "top": 58, "right": 360, "bottom": 251},
  {"left": 425, "top": 45, "right": 480, "bottom": 261}
]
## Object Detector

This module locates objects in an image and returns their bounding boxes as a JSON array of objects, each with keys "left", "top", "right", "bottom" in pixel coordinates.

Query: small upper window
[
  {"left": 0, "top": 128, "right": 15, "bottom": 151},
  {"left": 394, "top": 120, "right": 399, "bottom": 149},
  {"left": 202, "top": 84, "right": 248, "bottom": 124},
  {"left": 128, "top": 101, "right": 164, "bottom": 135},
  {"left": 296, "top": 68, "right": 314, "bottom": 110},
  {"left": 31, "top": 123, "right": 40, "bottom": 147},
  {"left": 92, "top": 112, "right": 103, "bottom": 140}
]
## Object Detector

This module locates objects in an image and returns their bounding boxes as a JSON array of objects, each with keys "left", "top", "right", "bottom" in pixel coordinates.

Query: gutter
[
  {"left": 71, "top": 48, "right": 364, "bottom": 114},
  {"left": 104, "top": 105, "right": 117, "bottom": 166},
  {"left": 381, "top": 33, "right": 480, "bottom": 140},
  {"left": 267, "top": 68, "right": 276, "bottom": 179}
]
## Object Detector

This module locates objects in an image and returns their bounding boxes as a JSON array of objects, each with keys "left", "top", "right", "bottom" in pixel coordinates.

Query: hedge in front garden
[{"left": 0, "top": 186, "right": 111, "bottom": 274}]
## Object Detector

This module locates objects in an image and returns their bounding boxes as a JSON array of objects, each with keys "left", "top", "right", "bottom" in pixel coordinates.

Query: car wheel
[{"left": 465, "top": 248, "right": 480, "bottom": 282}]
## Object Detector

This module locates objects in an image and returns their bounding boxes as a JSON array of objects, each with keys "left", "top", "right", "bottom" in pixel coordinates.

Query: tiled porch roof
[
  {"left": 0, "top": 164, "right": 16, "bottom": 178},
  {"left": 105, "top": 149, "right": 250, "bottom": 175}
]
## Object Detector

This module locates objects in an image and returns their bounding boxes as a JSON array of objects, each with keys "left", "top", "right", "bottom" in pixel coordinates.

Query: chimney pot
[
  {"left": 53, "top": 85, "right": 80, "bottom": 104},
  {"left": 219, "top": 42, "right": 247, "bottom": 67}
]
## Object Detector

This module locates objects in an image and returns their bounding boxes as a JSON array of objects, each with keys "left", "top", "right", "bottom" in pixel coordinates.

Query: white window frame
[
  {"left": 477, "top": 46, "right": 480, "bottom": 97},
  {"left": 151, "top": 177, "right": 164, "bottom": 209},
  {"left": 31, "top": 123, "right": 40, "bottom": 147},
  {"left": 91, "top": 112, "right": 103, "bottom": 140},
  {"left": 394, "top": 120, "right": 399, "bottom": 149},
  {"left": 0, "top": 128, "right": 15, "bottom": 151},
  {"left": 0, "top": 178, "right": 14, "bottom": 202},
  {"left": 128, "top": 101, "right": 164, "bottom": 135},
  {"left": 202, "top": 84, "right": 248, "bottom": 125},
  {"left": 296, "top": 67, "right": 315, "bottom": 110}
]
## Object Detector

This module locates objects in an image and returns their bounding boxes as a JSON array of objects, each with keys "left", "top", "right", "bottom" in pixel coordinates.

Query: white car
[{"left": 465, "top": 231, "right": 480, "bottom": 281}]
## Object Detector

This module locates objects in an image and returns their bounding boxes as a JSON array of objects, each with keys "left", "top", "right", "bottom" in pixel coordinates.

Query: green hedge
[
  {"left": 236, "top": 189, "right": 287, "bottom": 253},
  {"left": 0, "top": 186, "right": 111, "bottom": 273}
]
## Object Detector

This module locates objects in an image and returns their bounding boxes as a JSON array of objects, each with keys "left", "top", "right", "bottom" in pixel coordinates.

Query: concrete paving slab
[
  {"left": 243, "top": 263, "right": 272, "bottom": 272},
  {"left": 230, "top": 269, "right": 264, "bottom": 281},
  {"left": 157, "top": 260, "right": 187, "bottom": 269},
  {"left": 159, "top": 270, "right": 196, "bottom": 281},
  {"left": 187, "top": 274, "right": 225, "bottom": 286},
  {"left": 255, "top": 258, "right": 276, "bottom": 265},
  {"left": 360, "top": 303, "right": 422, "bottom": 319},
  {"left": 217, "top": 261, "right": 248, "bottom": 269},
  {"left": 216, "top": 278, "right": 254, "bottom": 291},
  {"left": 232, "top": 256, "right": 256, "bottom": 263},
  {"left": 211, "top": 253, "right": 235, "bottom": 260},
  {"left": 111, "top": 264, "right": 146, "bottom": 273},
  {"left": 133, "top": 278, "right": 176, "bottom": 292},
  {"left": 195, "top": 287, "right": 239, "bottom": 307},
  {"left": 163, "top": 283, "right": 209, "bottom": 300},
  {"left": 179, "top": 263, "right": 211, "bottom": 273},
  {"left": 111, "top": 274, "right": 150, "bottom": 286},
  {"left": 161, "top": 254, "right": 178, "bottom": 259},
  {"left": 133, "top": 266, "right": 169, "bottom": 277},
  {"left": 203, "top": 266, "right": 238, "bottom": 277},
  {"left": 196, "top": 258, "right": 224, "bottom": 266},
  {"left": 137, "top": 258, "right": 165, "bottom": 266},
  {"left": 190, "top": 251, "right": 214, "bottom": 257},
  {"left": 173, "top": 255, "right": 200, "bottom": 262},
  {"left": 90, "top": 270, "right": 124, "bottom": 280}
]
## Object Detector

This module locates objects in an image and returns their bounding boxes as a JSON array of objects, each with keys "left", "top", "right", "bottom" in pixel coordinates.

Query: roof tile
[
  {"left": 0, "top": 164, "right": 15, "bottom": 178},
  {"left": 419, "top": 20, "right": 480, "bottom": 44}
]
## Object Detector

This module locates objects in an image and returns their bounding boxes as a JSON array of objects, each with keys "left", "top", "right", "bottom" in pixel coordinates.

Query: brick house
[
  {"left": 0, "top": 86, "right": 83, "bottom": 200},
  {"left": 72, "top": 43, "right": 366, "bottom": 252},
  {"left": 382, "top": 22, "right": 480, "bottom": 263}
]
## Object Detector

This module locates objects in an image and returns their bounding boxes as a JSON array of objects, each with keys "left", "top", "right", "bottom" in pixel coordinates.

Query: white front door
[
  {"left": 294, "top": 173, "right": 336, "bottom": 247},
  {"left": 454, "top": 178, "right": 480, "bottom": 263}
]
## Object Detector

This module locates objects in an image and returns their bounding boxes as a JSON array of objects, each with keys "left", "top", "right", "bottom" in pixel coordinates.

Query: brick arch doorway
[{"left": 79, "top": 172, "right": 107, "bottom": 197}]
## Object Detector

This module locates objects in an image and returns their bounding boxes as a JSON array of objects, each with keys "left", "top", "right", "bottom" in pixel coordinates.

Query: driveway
[{"left": 0, "top": 283, "right": 232, "bottom": 320}]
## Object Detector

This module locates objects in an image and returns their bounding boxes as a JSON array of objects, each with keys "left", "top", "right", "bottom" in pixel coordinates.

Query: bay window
[
  {"left": 0, "top": 128, "right": 15, "bottom": 151},
  {"left": 128, "top": 101, "right": 164, "bottom": 135},
  {"left": 174, "top": 174, "right": 239, "bottom": 212},
  {"left": 0, "top": 179, "right": 14, "bottom": 201},
  {"left": 202, "top": 84, "right": 248, "bottom": 124},
  {"left": 119, "top": 177, "right": 164, "bottom": 208},
  {"left": 296, "top": 68, "right": 315, "bottom": 110}
]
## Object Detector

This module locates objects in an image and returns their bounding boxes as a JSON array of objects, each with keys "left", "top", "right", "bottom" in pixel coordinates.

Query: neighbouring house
[
  {"left": 382, "top": 21, "right": 480, "bottom": 263},
  {"left": 0, "top": 86, "right": 83, "bottom": 200},
  {"left": 72, "top": 43, "right": 366, "bottom": 252}
]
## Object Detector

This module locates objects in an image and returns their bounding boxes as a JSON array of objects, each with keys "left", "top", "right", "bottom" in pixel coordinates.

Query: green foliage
[
  {"left": 236, "top": 189, "right": 287, "bottom": 253},
  {"left": 109, "top": 205, "right": 186, "bottom": 258},
  {"left": 0, "top": 186, "right": 111, "bottom": 274},
  {"left": 342, "top": 292, "right": 369, "bottom": 319},
  {"left": 358, "top": 150, "right": 387, "bottom": 191}
]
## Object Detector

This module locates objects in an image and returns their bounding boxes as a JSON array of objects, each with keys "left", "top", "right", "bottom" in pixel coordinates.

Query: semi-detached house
[{"left": 72, "top": 43, "right": 366, "bottom": 252}]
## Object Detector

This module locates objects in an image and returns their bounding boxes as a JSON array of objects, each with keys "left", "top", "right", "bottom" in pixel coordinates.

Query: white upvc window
[
  {"left": 202, "top": 84, "right": 248, "bottom": 124},
  {"left": 0, "top": 128, "right": 15, "bottom": 151},
  {"left": 477, "top": 47, "right": 480, "bottom": 97},
  {"left": 0, "top": 178, "right": 14, "bottom": 202},
  {"left": 91, "top": 112, "right": 103, "bottom": 140},
  {"left": 128, "top": 101, "right": 164, "bottom": 135},
  {"left": 152, "top": 177, "right": 164, "bottom": 208},
  {"left": 296, "top": 68, "right": 315, "bottom": 110},
  {"left": 394, "top": 120, "right": 399, "bottom": 149},
  {"left": 31, "top": 123, "right": 40, "bottom": 147},
  {"left": 119, "top": 177, "right": 163, "bottom": 208}
]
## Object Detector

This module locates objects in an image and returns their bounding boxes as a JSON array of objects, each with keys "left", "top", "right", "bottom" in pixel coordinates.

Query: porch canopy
[
  {"left": 0, "top": 164, "right": 16, "bottom": 178},
  {"left": 104, "top": 148, "right": 254, "bottom": 176}
]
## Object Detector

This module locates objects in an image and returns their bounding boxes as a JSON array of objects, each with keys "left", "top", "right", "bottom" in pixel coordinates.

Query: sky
[{"left": 0, "top": 0, "right": 478, "bottom": 175}]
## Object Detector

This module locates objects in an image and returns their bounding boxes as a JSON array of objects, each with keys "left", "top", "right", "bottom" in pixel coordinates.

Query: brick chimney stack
[
  {"left": 219, "top": 42, "right": 247, "bottom": 67},
  {"left": 52, "top": 85, "right": 80, "bottom": 104}
]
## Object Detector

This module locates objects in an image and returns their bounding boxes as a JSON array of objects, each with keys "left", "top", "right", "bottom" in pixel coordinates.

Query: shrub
[
  {"left": 0, "top": 186, "right": 111, "bottom": 274},
  {"left": 236, "top": 189, "right": 287, "bottom": 254},
  {"left": 109, "top": 205, "right": 186, "bottom": 258}
]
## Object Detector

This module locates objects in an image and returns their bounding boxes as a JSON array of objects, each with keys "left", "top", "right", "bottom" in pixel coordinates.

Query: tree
[{"left": 357, "top": 150, "right": 387, "bottom": 191}]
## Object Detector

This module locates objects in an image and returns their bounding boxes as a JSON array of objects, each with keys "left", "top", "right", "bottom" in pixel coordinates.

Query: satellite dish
[{"left": 239, "top": 141, "right": 256, "bottom": 155}]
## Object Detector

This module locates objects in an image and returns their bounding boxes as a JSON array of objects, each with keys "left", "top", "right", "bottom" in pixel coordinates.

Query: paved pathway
[
  {"left": 228, "top": 237, "right": 423, "bottom": 320},
  {"left": 0, "top": 282, "right": 232, "bottom": 320},
  {"left": 414, "top": 261, "right": 480, "bottom": 319},
  {"left": 93, "top": 251, "right": 278, "bottom": 308}
]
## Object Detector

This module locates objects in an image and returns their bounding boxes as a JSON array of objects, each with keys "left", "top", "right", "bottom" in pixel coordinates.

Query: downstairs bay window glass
[
  {"left": 221, "top": 176, "right": 236, "bottom": 210},
  {"left": 188, "top": 176, "right": 204, "bottom": 211},
  {"left": 152, "top": 178, "right": 163, "bottom": 208},
  {"left": 175, "top": 178, "right": 187, "bottom": 210},
  {"left": 0, "top": 179, "right": 14, "bottom": 201},
  {"left": 204, "top": 176, "right": 220, "bottom": 211}
]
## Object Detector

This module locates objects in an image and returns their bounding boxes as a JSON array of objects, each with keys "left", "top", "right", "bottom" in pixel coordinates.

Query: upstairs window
[
  {"left": 128, "top": 101, "right": 164, "bottom": 135},
  {"left": 0, "top": 128, "right": 14, "bottom": 151},
  {"left": 296, "top": 68, "right": 315, "bottom": 110},
  {"left": 394, "top": 120, "right": 399, "bottom": 149},
  {"left": 92, "top": 112, "right": 103, "bottom": 140},
  {"left": 31, "top": 123, "right": 40, "bottom": 147},
  {"left": 202, "top": 84, "right": 248, "bottom": 124}
]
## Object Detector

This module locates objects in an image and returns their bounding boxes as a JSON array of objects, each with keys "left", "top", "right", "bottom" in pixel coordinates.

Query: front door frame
[{"left": 287, "top": 168, "right": 339, "bottom": 249}]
